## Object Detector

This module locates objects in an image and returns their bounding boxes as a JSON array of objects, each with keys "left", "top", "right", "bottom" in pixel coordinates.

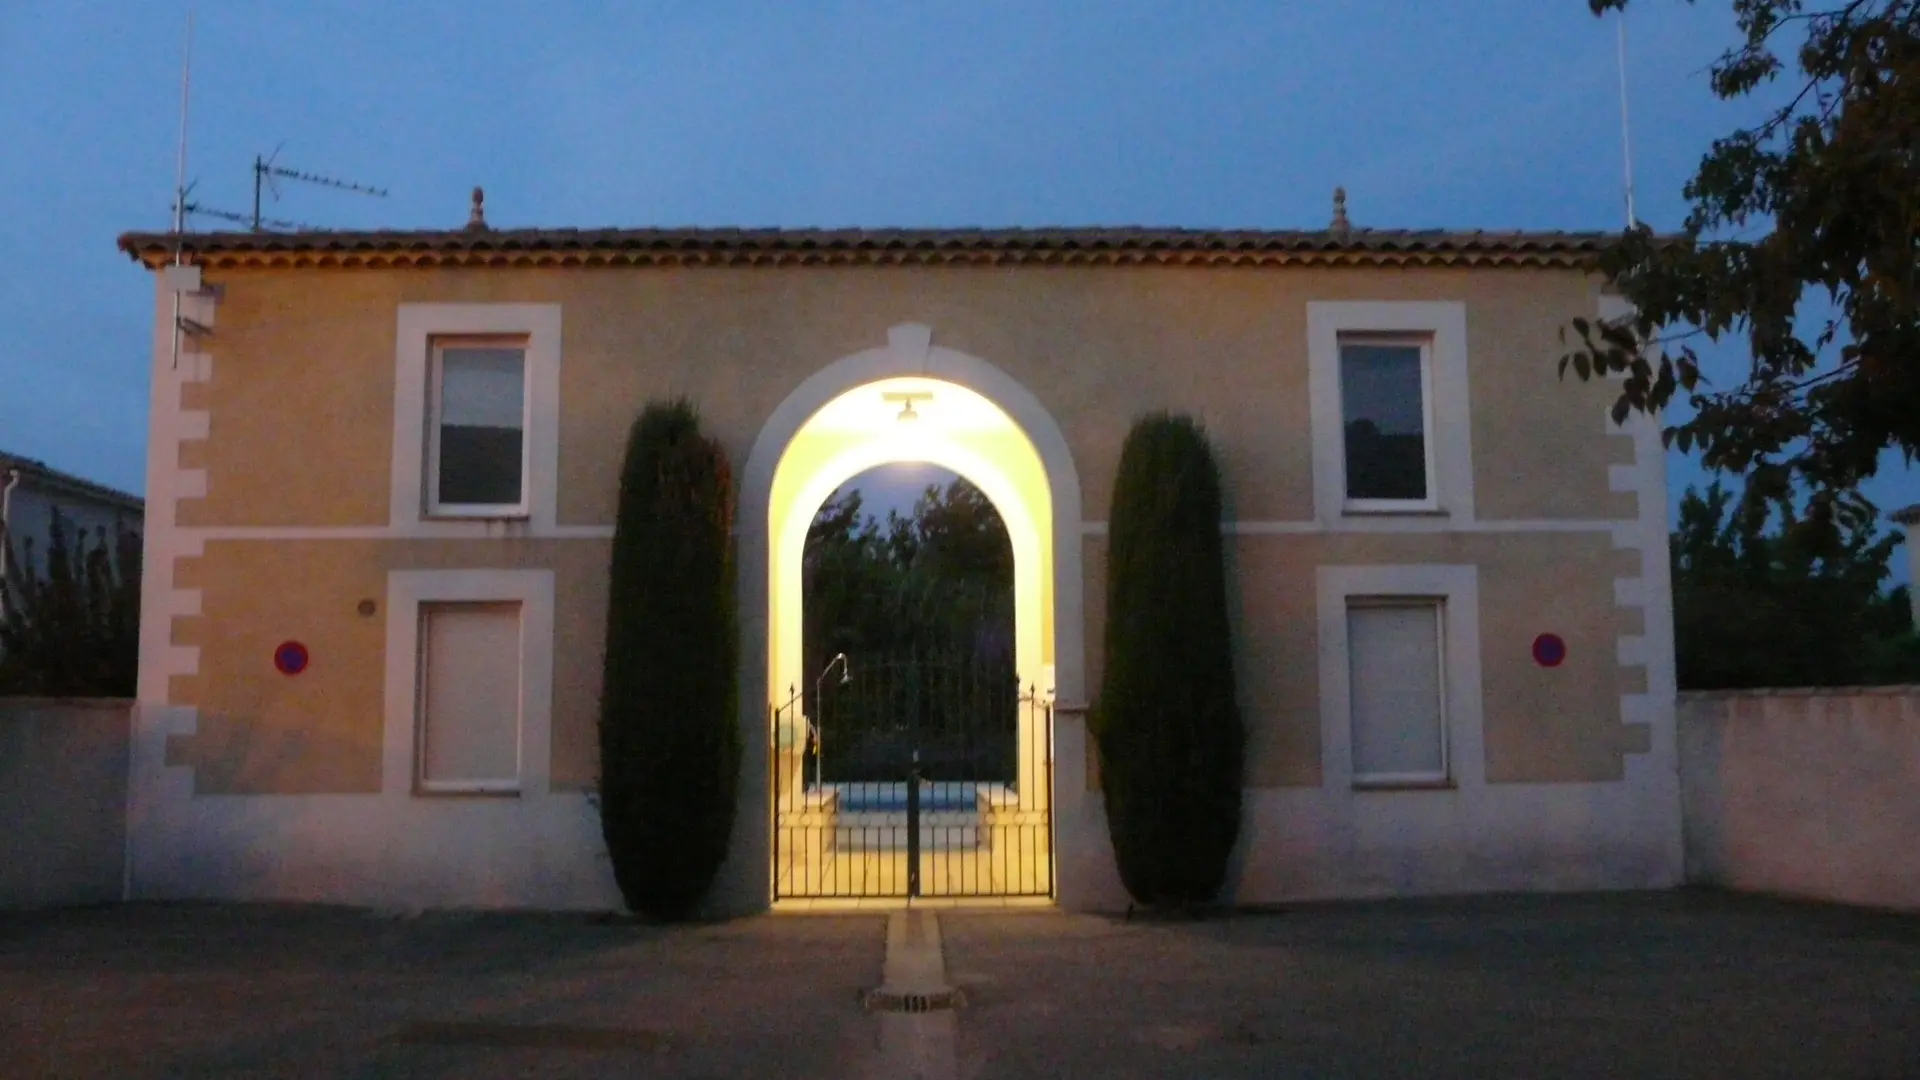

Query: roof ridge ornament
[
  {"left": 1331, "top": 186, "right": 1351, "bottom": 237},
  {"left": 466, "top": 186, "right": 489, "bottom": 232}
]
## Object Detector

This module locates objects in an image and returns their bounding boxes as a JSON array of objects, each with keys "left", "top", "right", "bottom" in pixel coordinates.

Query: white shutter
[
  {"left": 418, "top": 602, "right": 523, "bottom": 790},
  {"left": 1347, "top": 602, "right": 1446, "bottom": 782}
]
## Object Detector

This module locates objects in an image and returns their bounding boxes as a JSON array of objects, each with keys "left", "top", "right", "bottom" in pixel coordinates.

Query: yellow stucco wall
[
  {"left": 174, "top": 266, "right": 1629, "bottom": 529},
  {"left": 1082, "top": 531, "right": 1647, "bottom": 789},
  {"left": 161, "top": 261, "right": 1647, "bottom": 794},
  {"left": 171, "top": 527, "right": 1642, "bottom": 795},
  {"left": 170, "top": 538, "right": 609, "bottom": 794}
]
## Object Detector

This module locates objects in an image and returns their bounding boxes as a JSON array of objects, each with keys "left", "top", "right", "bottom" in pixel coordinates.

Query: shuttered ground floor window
[
  {"left": 417, "top": 601, "right": 524, "bottom": 793},
  {"left": 1346, "top": 600, "right": 1448, "bottom": 786}
]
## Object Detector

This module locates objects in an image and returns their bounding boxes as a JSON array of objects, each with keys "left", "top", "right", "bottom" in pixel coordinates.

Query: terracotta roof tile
[{"left": 117, "top": 226, "right": 1624, "bottom": 271}]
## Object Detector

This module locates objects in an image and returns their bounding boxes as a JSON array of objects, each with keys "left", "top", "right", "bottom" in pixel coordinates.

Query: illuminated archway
[
  {"left": 767, "top": 376, "right": 1052, "bottom": 806},
  {"left": 730, "top": 323, "right": 1086, "bottom": 909},
  {"left": 771, "top": 378, "right": 1049, "bottom": 700}
]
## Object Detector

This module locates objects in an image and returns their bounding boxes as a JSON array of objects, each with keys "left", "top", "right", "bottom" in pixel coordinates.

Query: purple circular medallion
[
  {"left": 274, "top": 640, "right": 310, "bottom": 676},
  {"left": 1531, "top": 633, "right": 1567, "bottom": 668}
]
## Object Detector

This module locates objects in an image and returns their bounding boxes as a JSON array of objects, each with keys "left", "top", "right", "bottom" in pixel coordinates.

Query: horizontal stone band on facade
[
  {"left": 118, "top": 227, "right": 1621, "bottom": 272},
  {"left": 1679, "top": 684, "right": 1920, "bottom": 700}
]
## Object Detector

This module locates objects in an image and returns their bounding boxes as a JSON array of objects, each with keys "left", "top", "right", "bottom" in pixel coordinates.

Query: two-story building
[
  {"left": 1, "top": 451, "right": 143, "bottom": 583},
  {"left": 118, "top": 196, "right": 1681, "bottom": 914}
]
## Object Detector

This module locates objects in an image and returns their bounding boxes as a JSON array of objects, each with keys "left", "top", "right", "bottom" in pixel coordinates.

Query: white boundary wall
[
  {"left": 1680, "top": 686, "right": 1920, "bottom": 912},
  {"left": 0, "top": 699, "right": 131, "bottom": 910}
]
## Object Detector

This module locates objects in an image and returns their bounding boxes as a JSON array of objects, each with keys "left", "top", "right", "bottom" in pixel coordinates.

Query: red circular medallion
[
  {"left": 1532, "top": 633, "right": 1567, "bottom": 668},
  {"left": 274, "top": 640, "right": 310, "bottom": 676}
]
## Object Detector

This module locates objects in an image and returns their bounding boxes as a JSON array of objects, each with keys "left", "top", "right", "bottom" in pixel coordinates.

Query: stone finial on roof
[
  {"left": 1331, "top": 186, "right": 1351, "bottom": 236},
  {"left": 466, "top": 187, "right": 489, "bottom": 232}
]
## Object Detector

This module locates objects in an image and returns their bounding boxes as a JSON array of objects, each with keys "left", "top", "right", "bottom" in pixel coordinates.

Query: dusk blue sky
[{"left": 2, "top": 1, "right": 1912, "bottom": 578}]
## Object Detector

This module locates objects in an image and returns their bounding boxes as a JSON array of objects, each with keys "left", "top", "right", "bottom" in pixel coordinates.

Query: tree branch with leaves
[{"left": 1563, "top": 0, "right": 1920, "bottom": 547}]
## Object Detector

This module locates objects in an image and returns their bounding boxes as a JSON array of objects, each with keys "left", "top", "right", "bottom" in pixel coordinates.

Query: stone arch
[{"left": 723, "top": 323, "right": 1086, "bottom": 910}]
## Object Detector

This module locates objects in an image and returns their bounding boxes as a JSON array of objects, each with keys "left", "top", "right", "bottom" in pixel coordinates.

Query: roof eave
[
  {"left": 3, "top": 462, "right": 144, "bottom": 512},
  {"left": 115, "top": 226, "right": 1635, "bottom": 272}
]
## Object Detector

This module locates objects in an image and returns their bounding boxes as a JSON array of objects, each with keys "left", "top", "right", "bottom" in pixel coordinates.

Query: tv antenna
[
  {"left": 176, "top": 144, "right": 389, "bottom": 233},
  {"left": 181, "top": 179, "right": 308, "bottom": 232},
  {"left": 249, "top": 144, "right": 388, "bottom": 231}
]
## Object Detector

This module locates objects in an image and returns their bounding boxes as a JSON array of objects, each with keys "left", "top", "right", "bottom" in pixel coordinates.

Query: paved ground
[
  {"left": 2, "top": 890, "right": 1917, "bottom": 1078},
  {"left": 944, "top": 891, "right": 1920, "bottom": 1080},
  {"left": 0, "top": 904, "right": 885, "bottom": 1079}
]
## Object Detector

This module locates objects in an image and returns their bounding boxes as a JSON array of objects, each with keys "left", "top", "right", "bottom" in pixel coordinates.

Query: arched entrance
[{"left": 737, "top": 324, "right": 1084, "bottom": 904}]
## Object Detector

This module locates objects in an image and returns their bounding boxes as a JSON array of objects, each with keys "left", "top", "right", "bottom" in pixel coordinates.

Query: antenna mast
[
  {"left": 1616, "top": 11, "right": 1638, "bottom": 228},
  {"left": 171, "top": 12, "right": 193, "bottom": 244},
  {"left": 168, "top": 11, "right": 195, "bottom": 372}
]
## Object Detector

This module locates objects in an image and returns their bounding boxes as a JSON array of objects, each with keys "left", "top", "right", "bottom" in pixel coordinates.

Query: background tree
[
  {"left": 802, "top": 489, "right": 898, "bottom": 672},
  {"left": 1093, "top": 413, "right": 1243, "bottom": 910},
  {"left": 0, "top": 511, "right": 141, "bottom": 698},
  {"left": 802, "top": 478, "right": 1015, "bottom": 676},
  {"left": 598, "top": 400, "right": 740, "bottom": 920},
  {"left": 1672, "top": 481, "right": 1918, "bottom": 688},
  {"left": 1563, "top": 0, "right": 1920, "bottom": 548},
  {"left": 801, "top": 477, "right": 1019, "bottom": 782}
]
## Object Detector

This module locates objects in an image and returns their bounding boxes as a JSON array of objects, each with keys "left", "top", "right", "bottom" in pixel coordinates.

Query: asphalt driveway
[
  {"left": 2, "top": 890, "right": 1916, "bottom": 1078},
  {"left": 0, "top": 904, "right": 885, "bottom": 1079},
  {"left": 943, "top": 891, "right": 1920, "bottom": 1080}
]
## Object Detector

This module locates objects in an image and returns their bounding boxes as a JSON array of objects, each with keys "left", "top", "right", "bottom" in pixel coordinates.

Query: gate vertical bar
[
  {"left": 906, "top": 753, "right": 921, "bottom": 895},
  {"left": 770, "top": 700, "right": 779, "bottom": 899},
  {"left": 907, "top": 753, "right": 921, "bottom": 897},
  {"left": 1045, "top": 696, "right": 1056, "bottom": 896}
]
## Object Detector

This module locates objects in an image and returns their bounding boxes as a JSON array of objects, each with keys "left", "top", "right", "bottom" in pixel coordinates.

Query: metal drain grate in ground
[{"left": 862, "top": 987, "right": 966, "bottom": 1013}]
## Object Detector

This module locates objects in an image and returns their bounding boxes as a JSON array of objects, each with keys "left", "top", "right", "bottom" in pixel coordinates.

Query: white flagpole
[
  {"left": 172, "top": 11, "right": 193, "bottom": 239},
  {"left": 169, "top": 10, "right": 194, "bottom": 372},
  {"left": 1617, "top": 11, "right": 1638, "bottom": 228}
]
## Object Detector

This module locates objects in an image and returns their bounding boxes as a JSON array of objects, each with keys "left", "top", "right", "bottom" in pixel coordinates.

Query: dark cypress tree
[
  {"left": 1093, "top": 412, "right": 1243, "bottom": 908},
  {"left": 598, "top": 400, "right": 741, "bottom": 919}
]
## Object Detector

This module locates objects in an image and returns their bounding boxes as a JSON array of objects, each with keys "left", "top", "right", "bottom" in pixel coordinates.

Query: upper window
[
  {"left": 1338, "top": 335, "right": 1435, "bottom": 509},
  {"left": 1308, "top": 302, "right": 1468, "bottom": 522},
  {"left": 428, "top": 340, "right": 528, "bottom": 516}
]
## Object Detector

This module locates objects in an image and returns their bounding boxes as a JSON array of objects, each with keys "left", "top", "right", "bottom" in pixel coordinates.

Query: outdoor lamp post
[{"left": 814, "top": 653, "right": 850, "bottom": 793}]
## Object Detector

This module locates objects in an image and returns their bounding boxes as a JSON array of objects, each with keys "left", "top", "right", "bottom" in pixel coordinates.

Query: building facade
[
  {"left": 119, "top": 219, "right": 1681, "bottom": 913},
  {"left": 1, "top": 452, "right": 143, "bottom": 584},
  {"left": 1894, "top": 505, "right": 1920, "bottom": 629}
]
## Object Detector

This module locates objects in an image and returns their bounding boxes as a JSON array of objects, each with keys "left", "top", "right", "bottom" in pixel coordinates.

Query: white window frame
[
  {"left": 391, "top": 304, "right": 562, "bottom": 535},
  {"left": 414, "top": 600, "right": 526, "bottom": 795},
  {"left": 381, "top": 569, "right": 555, "bottom": 797},
  {"left": 1344, "top": 597, "right": 1449, "bottom": 787},
  {"left": 1307, "top": 301, "right": 1474, "bottom": 524},
  {"left": 1317, "top": 564, "right": 1485, "bottom": 794},
  {"left": 425, "top": 337, "right": 532, "bottom": 519},
  {"left": 1335, "top": 333, "right": 1440, "bottom": 514}
]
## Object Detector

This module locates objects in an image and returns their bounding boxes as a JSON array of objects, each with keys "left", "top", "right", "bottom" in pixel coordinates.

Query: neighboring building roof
[
  {"left": 0, "top": 452, "right": 144, "bottom": 512},
  {"left": 118, "top": 225, "right": 1623, "bottom": 272},
  {"left": 1892, "top": 504, "right": 1920, "bottom": 526}
]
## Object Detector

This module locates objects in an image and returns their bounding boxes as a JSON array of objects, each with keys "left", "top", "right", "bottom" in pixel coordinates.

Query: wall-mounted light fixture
[{"left": 882, "top": 390, "right": 931, "bottom": 422}]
